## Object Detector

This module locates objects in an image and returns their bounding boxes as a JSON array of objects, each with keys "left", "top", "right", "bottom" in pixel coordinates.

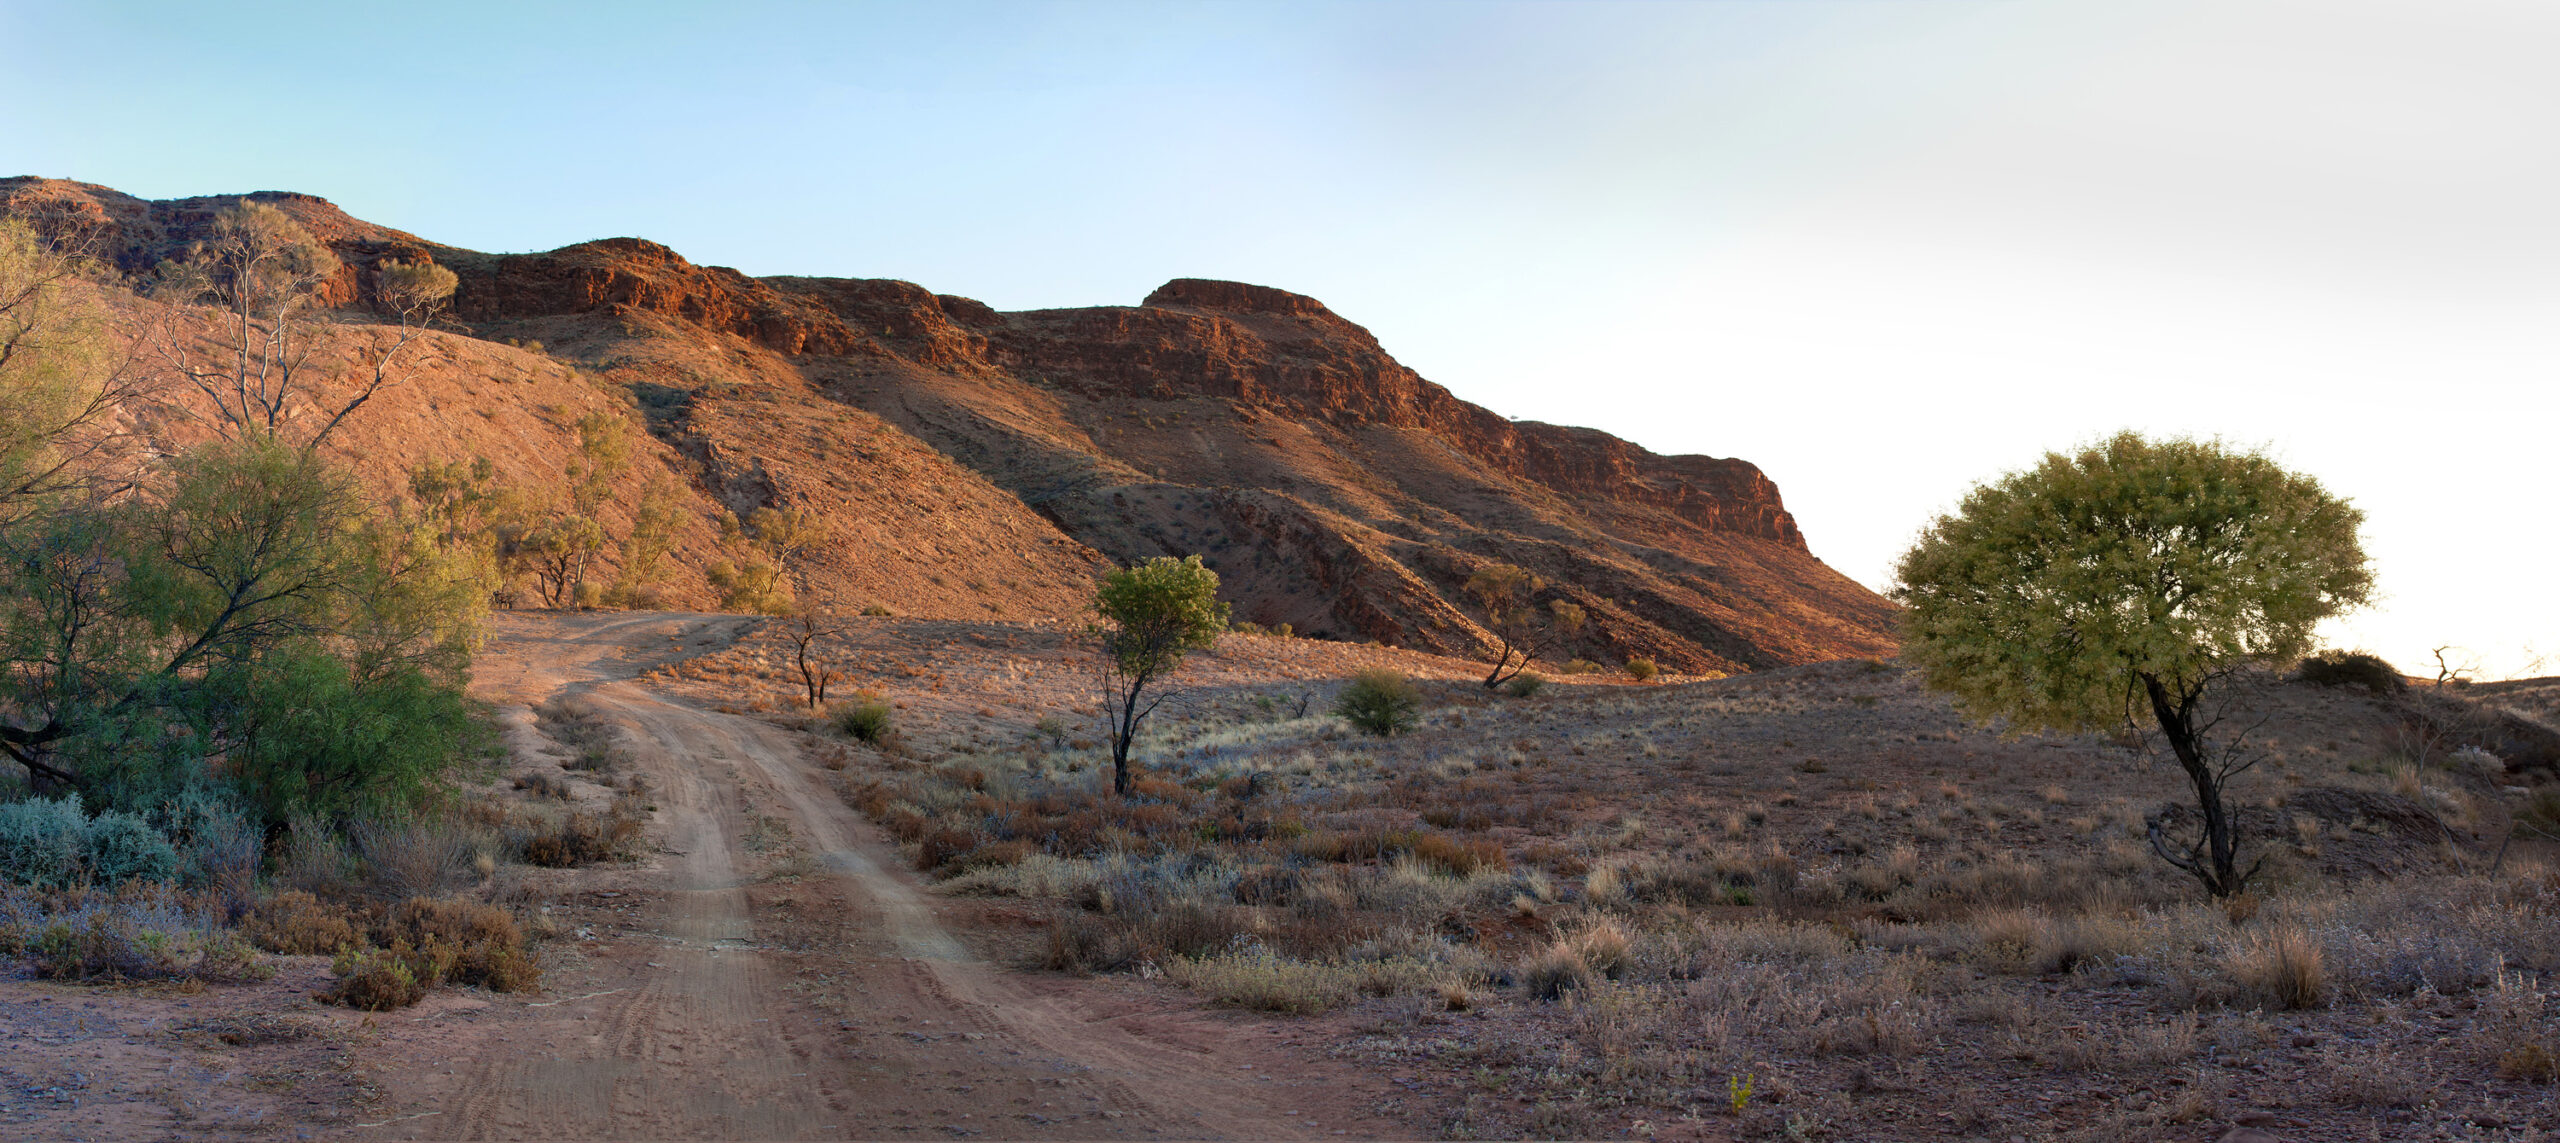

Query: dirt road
[{"left": 350, "top": 611, "right": 1412, "bottom": 1141}]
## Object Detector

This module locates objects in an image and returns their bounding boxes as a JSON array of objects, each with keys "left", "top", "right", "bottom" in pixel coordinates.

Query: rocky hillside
[{"left": 1, "top": 177, "right": 1898, "bottom": 672}]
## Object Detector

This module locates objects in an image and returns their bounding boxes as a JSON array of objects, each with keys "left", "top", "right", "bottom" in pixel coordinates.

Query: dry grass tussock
[{"left": 815, "top": 649, "right": 2560, "bottom": 1137}]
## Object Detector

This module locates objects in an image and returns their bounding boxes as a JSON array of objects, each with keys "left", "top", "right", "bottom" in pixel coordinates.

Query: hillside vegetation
[{"left": 0, "top": 176, "right": 1897, "bottom": 675}]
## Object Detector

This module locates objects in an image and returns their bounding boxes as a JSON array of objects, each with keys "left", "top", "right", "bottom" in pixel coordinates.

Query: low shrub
[
  {"left": 1167, "top": 947, "right": 1357, "bottom": 1013},
  {"left": 0, "top": 796, "right": 180, "bottom": 889},
  {"left": 382, "top": 896, "right": 542, "bottom": 992},
  {"left": 1409, "top": 833, "right": 1506, "bottom": 876},
  {"left": 275, "top": 820, "right": 357, "bottom": 897},
  {"left": 1571, "top": 919, "right": 1632, "bottom": 980},
  {"left": 16, "top": 888, "right": 266, "bottom": 983},
  {"left": 316, "top": 895, "right": 541, "bottom": 1009},
  {"left": 1042, "top": 909, "right": 1140, "bottom": 974},
  {"left": 352, "top": 818, "right": 476, "bottom": 902},
  {"left": 2294, "top": 650, "right": 2406, "bottom": 695},
  {"left": 834, "top": 693, "right": 896, "bottom": 745},
  {"left": 2501, "top": 1042, "right": 2560, "bottom": 1084},
  {"left": 29, "top": 912, "right": 182, "bottom": 980},
  {"left": 1334, "top": 670, "right": 1422, "bottom": 737},
  {"left": 521, "top": 803, "right": 645, "bottom": 868},
  {"left": 1624, "top": 657, "right": 1659, "bottom": 682},
  {"left": 320, "top": 947, "right": 430, "bottom": 1011},
  {"left": 155, "top": 792, "right": 260, "bottom": 914},
  {"left": 915, "top": 826, "right": 982, "bottom": 874},
  {"left": 1504, "top": 672, "right": 1546, "bottom": 698},
  {"left": 243, "top": 891, "right": 360, "bottom": 955}
]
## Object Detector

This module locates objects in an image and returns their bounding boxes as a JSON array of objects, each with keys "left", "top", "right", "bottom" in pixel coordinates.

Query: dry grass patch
[{"left": 2230, "top": 922, "right": 2327, "bottom": 1009}]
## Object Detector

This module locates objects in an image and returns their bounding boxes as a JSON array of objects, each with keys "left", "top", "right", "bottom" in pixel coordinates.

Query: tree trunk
[
  {"left": 1111, "top": 687, "right": 1140, "bottom": 797},
  {"left": 2143, "top": 674, "right": 2247, "bottom": 897}
]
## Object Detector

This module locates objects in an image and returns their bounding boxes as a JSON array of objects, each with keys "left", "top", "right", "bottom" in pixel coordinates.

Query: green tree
[
  {"left": 567, "top": 410, "right": 631, "bottom": 517},
  {"left": 1, "top": 440, "right": 483, "bottom": 820},
  {"left": 606, "top": 474, "right": 686, "bottom": 607},
  {"left": 523, "top": 515, "right": 609, "bottom": 609},
  {"left": 0, "top": 218, "right": 140, "bottom": 527},
  {"left": 408, "top": 455, "right": 537, "bottom": 605},
  {"left": 1092, "top": 555, "right": 1229, "bottom": 796},
  {"left": 1892, "top": 432, "right": 2373, "bottom": 897},
  {"left": 706, "top": 505, "right": 822, "bottom": 615},
  {"left": 1462, "top": 562, "right": 1585, "bottom": 689},
  {"left": 0, "top": 208, "right": 484, "bottom": 833}
]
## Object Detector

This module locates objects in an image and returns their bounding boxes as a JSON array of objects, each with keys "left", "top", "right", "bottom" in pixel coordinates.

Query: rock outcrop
[{"left": 0, "top": 177, "right": 1897, "bottom": 671}]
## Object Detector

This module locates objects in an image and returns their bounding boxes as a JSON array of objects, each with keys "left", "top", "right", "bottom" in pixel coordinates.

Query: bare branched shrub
[{"left": 351, "top": 818, "right": 476, "bottom": 901}]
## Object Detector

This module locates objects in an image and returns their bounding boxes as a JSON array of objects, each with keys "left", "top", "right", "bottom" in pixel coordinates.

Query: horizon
[{"left": 8, "top": 0, "right": 2552, "bottom": 679}]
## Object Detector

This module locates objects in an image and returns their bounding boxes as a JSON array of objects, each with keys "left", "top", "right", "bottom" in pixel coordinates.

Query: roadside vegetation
[{"left": 0, "top": 208, "right": 648, "bottom": 1007}]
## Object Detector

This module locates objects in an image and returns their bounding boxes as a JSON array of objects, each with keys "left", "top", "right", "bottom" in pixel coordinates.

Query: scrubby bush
[
  {"left": 1043, "top": 908, "right": 1139, "bottom": 973},
  {"left": 353, "top": 818, "right": 478, "bottom": 901},
  {"left": 242, "top": 890, "right": 360, "bottom": 955},
  {"left": 521, "top": 804, "right": 645, "bottom": 867},
  {"left": 2294, "top": 649, "right": 2406, "bottom": 695},
  {"left": 1334, "top": 669, "right": 1422, "bottom": 737},
  {"left": 315, "top": 894, "right": 540, "bottom": 1009},
  {"left": 1624, "top": 657, "right": 1659, "bottom": 682},
  {"left": 1572, "top": 918, "right": 1633, "bottom": 980},
  {"left": 154, "top": 790, "right": 259, "bottom": 912},
  {"left": 322, "top": 947, "right": 430, "bottom": 1010},
  {"left": 834, "top": 693, "right": 896, "bottom": 744},
  {"left": 1410, "top": 833, "right": 1506, "bottom": 875},
  {"left": 0, "top": 798, "right": 88, "bottom": 888},
  {"left": 14, "top": 886, "right": 266, "bottom": 983},
  {"left": 0, "top": 796, "right": 179, "bottom": 889},
  {"left": 1504, "top": 671, "right": 1546, "bottom": 698}
]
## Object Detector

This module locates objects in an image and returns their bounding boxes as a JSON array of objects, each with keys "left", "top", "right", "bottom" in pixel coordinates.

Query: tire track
[{"left": 361, "top": 611, "right": 1407, "bottom": 1141}]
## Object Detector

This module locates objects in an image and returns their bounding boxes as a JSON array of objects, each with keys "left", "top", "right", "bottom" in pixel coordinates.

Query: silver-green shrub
[{"left": 0, "top": 796, "right": 180, "bottom": 888}]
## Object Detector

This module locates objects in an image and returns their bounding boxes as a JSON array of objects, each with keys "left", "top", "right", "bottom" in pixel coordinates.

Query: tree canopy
[
  {"left": 1092, "top": 555, "right": 1229, "bottom": 796},
  {"left": 1893, "top": 431, "right": 2372, "bottom": 895},
  {"left": 0, "top": 208, "right": 486, "bottom": 835}
]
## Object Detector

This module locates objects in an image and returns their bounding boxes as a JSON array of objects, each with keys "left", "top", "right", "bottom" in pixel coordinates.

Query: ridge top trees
[
  {"left": 150, "top": 199, "right": 455, "bottom": 450},
  {"left": 1893, "top": 431, "right": 2373, "bottom": 897}
]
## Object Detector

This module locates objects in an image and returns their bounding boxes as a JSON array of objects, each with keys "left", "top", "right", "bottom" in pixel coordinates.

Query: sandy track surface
[{"left": 351, "top": 611, "right": 1410, "bottom": 1141}]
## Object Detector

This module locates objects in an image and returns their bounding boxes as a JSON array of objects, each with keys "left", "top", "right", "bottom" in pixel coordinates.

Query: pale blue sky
[{"left": 8, "top": 0, "right": 2554, "bottom": 677}]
